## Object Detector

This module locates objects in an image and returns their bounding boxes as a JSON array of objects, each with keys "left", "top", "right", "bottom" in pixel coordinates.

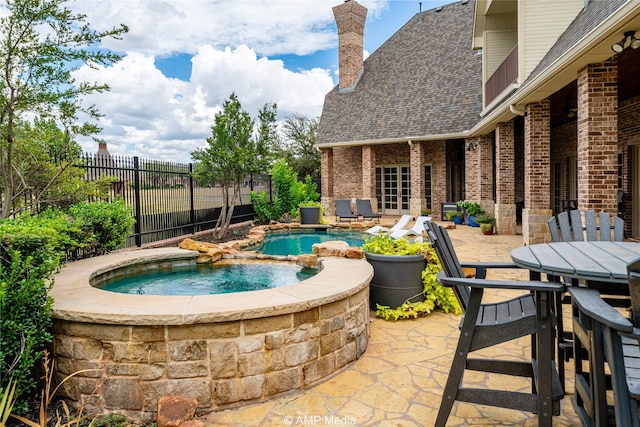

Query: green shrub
[
  {"left": 69, "top": 199, "right": 135, "bottom": 256},
  {"left": 0, "top": 249, "right": 55, "bottom": 413},
  {"left": 251, "top": 160, "right": 319, "bottom": 223}
]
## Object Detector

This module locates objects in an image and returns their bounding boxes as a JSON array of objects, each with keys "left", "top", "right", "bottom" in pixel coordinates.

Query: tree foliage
[
  {"left": 278, "top": 114, "right": 320, "bottom": 178},
  {"left": 191, "top": 93, "right": 274, "bottom": 238},
  {"left": 0, "top": 0, "right": 129, "bottom": 218}
]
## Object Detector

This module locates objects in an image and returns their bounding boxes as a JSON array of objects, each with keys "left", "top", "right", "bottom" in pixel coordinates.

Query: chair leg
[
  {"left": 435, "top": 290, "right": 483, "bottom": 427},
  {"left": 535, "top": 290, "right": 554, "bottom": 427}
]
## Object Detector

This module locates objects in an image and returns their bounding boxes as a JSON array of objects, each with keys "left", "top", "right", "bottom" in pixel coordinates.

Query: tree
[
  {"left": 192, "top": 93, "right": 274, "bottom": 238},
  {"left": 280, "top": 114, "right": 320, "bottom": 178},
  {"left": 0, "top": 0, "right": 129, "bottom": 218}
]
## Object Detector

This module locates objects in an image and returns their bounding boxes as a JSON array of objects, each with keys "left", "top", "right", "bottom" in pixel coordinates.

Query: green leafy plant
[
  {"left": 421, "top": 208, "right": 432, "bottom": 216},
  {"left": 463, "top": 202, "right": 485, "bottom": 217},
  {"left": 68, "top": 199, "right": 135, "bottom": 256},
  {"left": 446, "top": 211, "right": 463, "bottom": 221},
  {"left": 475, "top": 214, "right": 495, "bottom": 224},
  {"left": 361, "top": 233, "right": 428, "bottom": 256},
  {"left": 375, "top": 248, "right": 461, "bottom": 320},
  {"left": 251, "top": 159, "right": 320, "bottom": 224}
]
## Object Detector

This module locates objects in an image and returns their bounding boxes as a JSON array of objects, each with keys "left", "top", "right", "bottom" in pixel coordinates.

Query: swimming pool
[
  {"left": 99, "top": 261, "right": 317, "bottom": 295},
  {"left": 255, "top": 229, "right": 366, "bottom": 256}
]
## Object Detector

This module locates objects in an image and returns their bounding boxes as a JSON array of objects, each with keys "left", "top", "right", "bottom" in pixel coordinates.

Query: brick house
[{"left": 317, "top": 0, "right": 640, "bottom": 245}]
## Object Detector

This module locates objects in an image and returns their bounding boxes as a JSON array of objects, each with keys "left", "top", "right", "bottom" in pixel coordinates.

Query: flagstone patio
[{"left": 201, "top": 221, "right": 581, "bottom": 426}]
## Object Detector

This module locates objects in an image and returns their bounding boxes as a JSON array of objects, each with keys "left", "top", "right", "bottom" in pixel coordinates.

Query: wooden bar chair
[{"left": 425, "top": 221, "right": 564, "bottom": 427}]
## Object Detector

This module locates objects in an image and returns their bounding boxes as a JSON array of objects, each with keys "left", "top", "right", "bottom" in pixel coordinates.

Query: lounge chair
[
  {"left": 365, "top": 214, "right": 412, "bottom": 235},
  {"left": 389, "top": 216, "right": 431, "bottom": 239},
  {"left": 335, "top": 199, "right": 358, "bottom": 222},
  {"left": 356, "top": 199, "right": 382, "bottom": 222}
]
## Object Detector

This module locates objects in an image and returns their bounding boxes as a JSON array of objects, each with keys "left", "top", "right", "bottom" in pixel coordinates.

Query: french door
[{"left": 375, "top": 166, "right": 410, "bottom": 215}]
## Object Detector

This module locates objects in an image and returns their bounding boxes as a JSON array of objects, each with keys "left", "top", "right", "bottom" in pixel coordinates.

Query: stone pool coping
[{"left": 50, "top": 247, "right": 373, "bottom": 326}]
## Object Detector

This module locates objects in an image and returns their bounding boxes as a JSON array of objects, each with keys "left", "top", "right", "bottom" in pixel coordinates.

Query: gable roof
[{"left": 318, "top": 0, "right": 481, "bottom": 147}]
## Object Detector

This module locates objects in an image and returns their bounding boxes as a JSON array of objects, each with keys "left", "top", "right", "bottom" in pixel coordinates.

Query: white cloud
[
  {"left": 6, "top": 0, "right": 394, "bottom": 162},
  {"left": 74, "top": 44, "right": 334, "bottom": 162}
]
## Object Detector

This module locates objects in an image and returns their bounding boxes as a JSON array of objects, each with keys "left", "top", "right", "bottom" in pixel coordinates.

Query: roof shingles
[{"left": 318, "top": 0, "right": 482, "bottom": 146}]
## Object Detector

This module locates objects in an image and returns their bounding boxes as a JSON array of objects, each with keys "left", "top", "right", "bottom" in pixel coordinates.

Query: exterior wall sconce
[
  {"left": 611, "top": 31, "right": 640, "bottom": 53},
  {"left": 466, "top": 140, "right": 479, "bottom": 151}
]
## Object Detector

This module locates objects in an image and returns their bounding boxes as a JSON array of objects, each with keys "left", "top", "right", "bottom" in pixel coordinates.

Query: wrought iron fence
[{"left": 78, "top": 151, "right": 274, "bottom": 247}]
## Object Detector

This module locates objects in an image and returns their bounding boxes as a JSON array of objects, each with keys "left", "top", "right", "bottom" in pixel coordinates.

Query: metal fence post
[
  {"left": 133, "top": 156, "right": 142, "bottom": 247},
  {"left": 189, "top": 163, "right": 195, "bottom": 235}
]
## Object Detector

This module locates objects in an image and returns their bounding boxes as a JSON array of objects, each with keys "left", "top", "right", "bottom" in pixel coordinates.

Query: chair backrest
[
  {"left": 627, "top": 257, "right": 640, "bottom": 328},
  {"left": 548, "top": 209, "right": 624, "bottom": 242},
  {"left": 356, "top": 199, "right": 374, "bottom": 215},
  {"left": 425, "top": 221, "right": 470, "bottom": 312},
  {"left": 335, "top": 199, "right": 352, "bottom": 215}
]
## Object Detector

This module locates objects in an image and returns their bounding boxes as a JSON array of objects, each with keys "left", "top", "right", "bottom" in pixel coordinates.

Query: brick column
[
  {"left": 523, "top": 99, "right": 552, "bottom": 245},
  {"left": 361, "top": 145, "right": 376, "bottom": 205},
  {"left": 577, "top": 60, "right": 618, "bottom": 214},
  {"left": 320, "top": 148, "right": 334, "bottom": 216},
  {"left": 495, "top": 122, "right": 517, "bottom": 235},
  {"left": 432, "top": 140, "right": 447, "bottom": 221},
  {"left": 464, "top": 135, "right": 493, "bottom": 213},
  {"left": 409, "top": 141, "right": 425, "bottom": 217}
]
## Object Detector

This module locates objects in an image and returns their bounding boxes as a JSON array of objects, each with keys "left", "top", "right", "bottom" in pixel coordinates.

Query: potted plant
[
  {"left": 446, "top": 210, "right": 463, "bottom": 224},
  {"left": 464, "top": 202, "right": 485, "bottom": 227},
  {"left": 476, "top": 214, "right": 496, "bottom": 235},
  {"left": 298, "top": 201, "right": 322, "bottom": 224},
  {"left": 456, "top": 200, "right": 471, "bottom": 225},
  {"left": 362, "top": 233, "right": 428, "bottom": 310}
]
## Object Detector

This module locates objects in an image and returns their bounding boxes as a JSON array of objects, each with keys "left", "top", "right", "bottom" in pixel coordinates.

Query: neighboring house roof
[{"left": 318, "top": 0, "right": 481, "bottom": 147}]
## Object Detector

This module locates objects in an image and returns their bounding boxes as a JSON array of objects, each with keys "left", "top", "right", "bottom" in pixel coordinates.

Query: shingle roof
[
  {"left": 526, "top": 0, "right": 627, "bottom": 84},
  {"left": 318, "top": 0, "right": 481, "bottom": 146}
]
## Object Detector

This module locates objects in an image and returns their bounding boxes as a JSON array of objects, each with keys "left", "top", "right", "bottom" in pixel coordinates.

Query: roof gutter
[
  {"left": 469, "top": 0, "right": 640, "bottom": 136},
  {"left": 316, "top": 131, "right": 472, "bottom": 149}
]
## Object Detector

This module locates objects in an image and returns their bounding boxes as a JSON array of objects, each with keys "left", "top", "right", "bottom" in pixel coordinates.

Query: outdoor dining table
[
  {"left": 511, "top": 240, "right": 640, "bottom": 425},
  {"left": 510, "top": 241, "right": 640, "bottom": 285}
]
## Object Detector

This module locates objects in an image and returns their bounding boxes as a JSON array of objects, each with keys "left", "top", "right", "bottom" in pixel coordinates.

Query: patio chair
[
  {"left": 365, "top": 214, "right": 412, "bottom": 235},
  {"left": 547, "top": 209, "right": 629, "bottom": 367},
  {"left": 548, "top": 209, "right": 624, "bottom": 243},
  {"left": 335, "top": 199, "right": 358, "bottom": 222},
  {"left": 389, "top": 215, "right": 431, "bottom": 239},
  {"left": 425, "top": 221, "right": 564, "bottom": 427},
  {"left": 567, "top": 257, "right": 640, "bottom": 427},
  {"left": 355, "top": 199, "right": 382, "bottom": 223}
]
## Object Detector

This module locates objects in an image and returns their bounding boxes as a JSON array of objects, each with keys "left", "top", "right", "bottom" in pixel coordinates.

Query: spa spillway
[{"left": 50, "top": 248, "right": 373, "bottom": 422}]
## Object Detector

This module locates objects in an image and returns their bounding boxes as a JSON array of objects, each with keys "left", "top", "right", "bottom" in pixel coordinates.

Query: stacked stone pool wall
[{"left": 50, "top": 248, "right": 372, "bottom": 421}]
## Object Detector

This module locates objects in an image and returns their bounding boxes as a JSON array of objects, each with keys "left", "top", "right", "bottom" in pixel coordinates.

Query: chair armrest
[
  {"left": 460, "top": 262, "right": 520, "bottom": 269},
  {"left": 568, "top": 287, "right": 633, "bottom": 332},
  {"left": 459, "top": 262, "right": 521, "bottom": 279},
  {"left": 436, "top": 272, "right": 564, "bottom": 292}
]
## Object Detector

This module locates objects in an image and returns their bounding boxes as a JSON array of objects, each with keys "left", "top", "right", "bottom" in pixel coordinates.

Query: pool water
[
  {"left": 99, "top": 263, "right": 317, "bottom": 296},
  {"left": 256, "top": 229, "right": 366, "bottom": 256}
]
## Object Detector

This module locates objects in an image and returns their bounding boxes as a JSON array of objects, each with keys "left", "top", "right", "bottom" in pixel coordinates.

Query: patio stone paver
[{"left": 200, "top": 222, "right": 582, "bottom": 426}]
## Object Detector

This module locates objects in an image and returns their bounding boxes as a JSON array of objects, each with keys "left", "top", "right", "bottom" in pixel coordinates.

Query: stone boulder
[
  {"left": 297, "top": 254, "right": 319, "bottom": 269},
  {"left": 157, "top": 395, "right": 198, "bottom": 427},
  {"left": 312, "top": 241, "right": 350, "bottom": 257}
]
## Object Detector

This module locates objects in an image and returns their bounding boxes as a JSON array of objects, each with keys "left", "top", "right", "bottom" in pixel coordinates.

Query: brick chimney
[{"left": 332, "top": 0, "right": 367, "bottom": 92}]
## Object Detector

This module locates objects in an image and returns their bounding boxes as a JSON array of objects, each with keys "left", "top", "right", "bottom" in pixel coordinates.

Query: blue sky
[{"left": 63, "top": 0, "right": 452, "bottom": 162}]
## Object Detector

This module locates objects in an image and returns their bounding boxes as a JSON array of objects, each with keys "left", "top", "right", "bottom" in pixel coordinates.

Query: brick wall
[
  {"left": 333, "top": 146, "right": 363, "bottom": 199},
  {"left": 618, "top": 94, "right": 640, "bottom": 231},
  {"left": 577, "top": 60, "right": 618, "bottom": 213}
]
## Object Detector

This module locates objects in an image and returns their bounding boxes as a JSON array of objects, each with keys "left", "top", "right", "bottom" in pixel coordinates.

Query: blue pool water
[
  {"left": 99, "top": 263, "right": 316, "bottom": 296},
  {"left": 255, "top": 229, "right": 366, "bottom": 256}
]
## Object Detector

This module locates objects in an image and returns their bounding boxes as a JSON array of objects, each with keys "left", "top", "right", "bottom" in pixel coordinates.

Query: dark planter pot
[
  {"left": 468, "top": 216, "right": 480, "bottom": 227},
  {"left": 453, "top": 215, "right": 463, "bottom": 225},
  {"left": 365, "top": 252, "right": 427, "bottom": 310},
  {"left": 300, "top": 206, "right": 320, "bottom": 224}
]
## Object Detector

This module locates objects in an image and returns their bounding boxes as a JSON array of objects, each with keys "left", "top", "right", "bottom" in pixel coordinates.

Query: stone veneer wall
[{"left": 53, "top": 288, "right": 369, "bottom": 422}]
